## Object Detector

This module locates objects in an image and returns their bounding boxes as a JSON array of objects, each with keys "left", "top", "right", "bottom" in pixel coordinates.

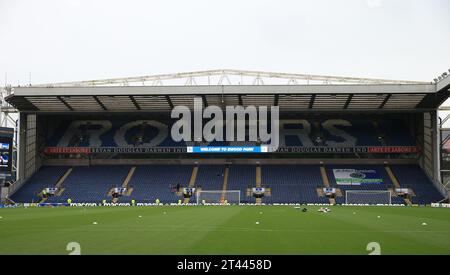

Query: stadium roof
[
  {"left": 30, "top": 69, "right": 430, "bottom": 87},
  {"left": 4, "top": 69, "right": 449, "bottom": 113}
]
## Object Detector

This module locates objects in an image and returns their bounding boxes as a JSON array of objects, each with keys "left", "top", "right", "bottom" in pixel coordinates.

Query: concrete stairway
[
  {"left": 320, "top": 166, "right": 336, "bottom": 204},
  {"left": 219, "top": 166, "right": 230, "bottom": 203},
  {"left": 255, "top": 165, "right": 262, "bottom": 204},
  {"left": 55, "top": 168, "right": 73, "bottom": 189}
]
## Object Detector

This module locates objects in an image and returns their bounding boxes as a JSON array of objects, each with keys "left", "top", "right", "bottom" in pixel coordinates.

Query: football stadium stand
[
  {"left": 9, "top": 164, "right": 444, "bottom": 205},
  {"left": 122, "top": 165, "right": 193, "bottom": 203},
  {"left": 11, "top": 166, "right": 70, "bottom": 203},
  {"left": 261, "top": 165, "right": 329, "bottom": 204},
  {"left": 46, "top": 166, "right": 131, "bottom": 203},
  {"left": 326, "top": 165, "right": 445, "bottom": 204},
  {"left": 391, "top": 165, "right": 444, "bottom": 204},
  {"left": 227, "top": 165, "right": 256, "bottom": 203},
  {"left": 194, "top": 165, "right": 225, "bottom": 191},
  {"left": 4, "top": 70, "right": 449, "bottom": 206}
]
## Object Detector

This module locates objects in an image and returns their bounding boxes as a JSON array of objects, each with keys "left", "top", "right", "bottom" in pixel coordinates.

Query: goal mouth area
[
  {"left": 195, "top": 190, "right": 241, "bottom": 205},
  {"left": 345, "top": 190, "right": 392, "bottom": 205}
]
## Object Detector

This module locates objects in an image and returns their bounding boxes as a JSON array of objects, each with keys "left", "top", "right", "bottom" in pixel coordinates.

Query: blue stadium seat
[
  {"left": 227, "top": 165, "right": 256, "bottom": 203},
  {"left": 194, "top": 165, "right": 225, "bottom": 190}
]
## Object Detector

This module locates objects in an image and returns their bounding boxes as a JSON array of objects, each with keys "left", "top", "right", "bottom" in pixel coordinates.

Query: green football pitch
[{"left": 0, "top": 205, "right": 449, "bottom": 255}]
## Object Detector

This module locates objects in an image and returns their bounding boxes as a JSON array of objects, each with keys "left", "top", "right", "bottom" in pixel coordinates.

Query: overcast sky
[{"left": 0, "top": 0, "right": 449, "bottom": 85}]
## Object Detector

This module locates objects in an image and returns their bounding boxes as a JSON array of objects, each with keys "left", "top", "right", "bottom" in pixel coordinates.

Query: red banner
[
  {"left": 44, "top": 147, "right": 91, "bottom": 154},
  {"left": 367, "top": 146, "right": 419, "bottom": 153}
]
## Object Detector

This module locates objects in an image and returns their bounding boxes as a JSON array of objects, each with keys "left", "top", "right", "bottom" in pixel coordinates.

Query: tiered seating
[
  {"left": 391, "top": 165, "right": 444, "bottom": 204},
  {"left": 11, "top": 166, "right": 69, "bottom": 203},
  {"left": 124, "top": 165, "right": 193, "bottom": 203},
  {"left": 194, "top": 165, "right": 225, "bottom": 190},
  {"left": 184, "top": 165, "right": 225, "bottom": 203},
  {"left": 227, "top": 165, "right": 256, "bottom": 203},
  {"left": 261, "top": 165, "right": 329, "bottom": 204},
  {"left": 47, "top": 166, "right": 130, "bottom": 203},
  {"left": 11, "top": 164, "right": 442, "bottom": 205}
]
